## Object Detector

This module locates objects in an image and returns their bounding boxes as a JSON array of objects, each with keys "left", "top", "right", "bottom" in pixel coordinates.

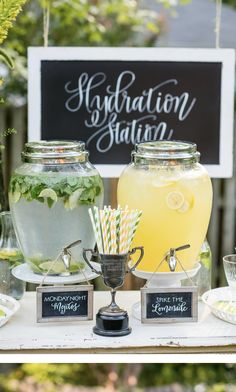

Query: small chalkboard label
[
  {"left": 36, "top": 285, "right": 93, "bottom": 323},
  {"left": 141, "top": 287, "right": 198, "bottom": 323}
]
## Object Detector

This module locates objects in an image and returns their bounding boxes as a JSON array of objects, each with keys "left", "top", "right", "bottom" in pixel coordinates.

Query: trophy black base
[{"left": 93, "top": 311, "right": 132, "bottom": 337}]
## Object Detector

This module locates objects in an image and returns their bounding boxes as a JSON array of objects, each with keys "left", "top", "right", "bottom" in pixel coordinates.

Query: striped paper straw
[
  {"left": 100, "top": 210, "right": 109, "bottom": 253},
  {"left": 123, "top": 211, "right": 132, "bottom": 254},
  {"left": 124, "top": 210, "right": 136, "bottom": 253},
  {"left": 88, "top": 208, "right": 98, "bottom": 245},
  {"left": 93, "top": 206, "right": 104, "bottom": 253},
  {"left": 104, "top": 206, "right": 112, "bottom": 254},
  {"left": 115, "top": 207, "right": 121, "bottom": 254},
  {"left": 88, "top": 208, "right": 103, "bottom": 253},
  {"left": 119, "top": 209, "right": 129, "bottom": 254},
  {"left": 128, "top": 210, "right": 142, "bottom": 250},
  {"left": 110, "top": 209, "right": 117, "bottom": 254},
  {"left": 89, "top": 205, "right": 142, "bottom": 255}
]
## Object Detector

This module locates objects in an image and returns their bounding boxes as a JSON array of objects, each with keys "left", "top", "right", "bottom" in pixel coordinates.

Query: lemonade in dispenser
[{"left": 117, "top": 141, "right": 212, "bottom": 273}]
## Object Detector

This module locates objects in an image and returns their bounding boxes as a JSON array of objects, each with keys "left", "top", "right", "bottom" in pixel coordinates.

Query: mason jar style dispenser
[
  {"left": 9, "top": 141, "right": 104, "bottom": 275},
  {"left": 117, "top": 141, "right": 212, "bottom": 274}
]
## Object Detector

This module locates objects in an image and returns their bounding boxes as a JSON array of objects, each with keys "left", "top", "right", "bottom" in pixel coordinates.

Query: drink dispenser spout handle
[
  {"left": 167, "top": 248, "right": 177, "bottom": 272},
  {"left": 61, "top": 239, "right": 82, "bottom": 271},
  {"left": 61, "top": 249, "right": 71, "bottom": 270},
  {"left": 166, "top": 244, "right": 190, "bottom": 272}
]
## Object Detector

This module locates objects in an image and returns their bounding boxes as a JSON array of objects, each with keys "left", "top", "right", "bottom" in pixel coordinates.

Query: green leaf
[
  {"left": 146, "top": 21, "right": 159, "bottom": 34},
  {"left": 47, "top": 197, "right": 55, "bottom": 208},
  {"left": 0, "top": 0, "right": 27, "bottom": 45},
  {"left": 30, "top": 184, "right": 45, "bottom": 198},
  {"left": 0, "top": 48, "right": 14, "bottom": 68},
  {"left": 9, "top": 173, "right": 103, "bottom": 207},
  {"left": 67, "top": 177, "right": 78, "bottom": 187}
]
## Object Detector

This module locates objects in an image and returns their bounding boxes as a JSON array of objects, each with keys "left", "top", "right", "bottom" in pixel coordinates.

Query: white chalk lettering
[
  {"left": 151, "top": 301, "right": 188, "bottom": 316},
  {"left": 64, "top": 70, "right": 196, "bottom": 153},
  {"left": 51, "top": 301, "right": 81, "bottom": 315}
]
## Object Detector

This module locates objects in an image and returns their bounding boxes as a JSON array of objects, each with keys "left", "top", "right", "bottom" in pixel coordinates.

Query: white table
[{"left": 1, "top": 291, "right": 236, "bottom": 353}]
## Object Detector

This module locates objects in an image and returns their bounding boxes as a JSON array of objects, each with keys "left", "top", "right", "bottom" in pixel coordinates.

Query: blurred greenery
[
  {"left": 138, "top": 364, "right": 235, "bottom": 387},
  {"left": 0, "top": 0, "right": 27, "bottom": 211},
  {"left": 1, "top": 0, "right": 235, "bottom": 105},
  {"left": 222, "top": 0, "right": 236, "bottom": 7},
  {"left": 0, "top": 0, "right": 27, "bottom": 45},
  {"left": 0, "top": 0, "right": 190, "bottom": 105},
  {"left": 0, "top": 363, "right": 235, "bottom": 391},
  {"left": 0, "top": 0, "right": 27, "bottom": 104}
]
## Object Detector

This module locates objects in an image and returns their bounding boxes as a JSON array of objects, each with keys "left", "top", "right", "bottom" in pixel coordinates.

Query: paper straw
[
  {"left": 104, "top": 206, "right": 112, "bottom": 254},
  {"left": 93, "top": 207, "right": 104, "bottom": 253},
  {"left": 128, "top": 210, "right": 142, "bottom": 250},
  {"left": 100, "top": 210, "right": 109, "bottom": 253},
  {"left": 119, "top": 210, "right": 129, "bottom": 254},
  {"left": 123, "top": 212, "right": 132, "bottom": 253},
  {"left": 89, "top": 205, "right": 142, "bottom": 255},
  {"left": 110, "top": 209, "right": 117, "bottom": 254},
  {"left": 124, "top": 210, "right": 135, "bottom": 253},
  {"left": 88, "top": 208, "right": 97, "bottom": 243},
  {"left": 88, "top": 208, "right": 103, "bottom": 253},
  {"left": 115, "top": 207, "right": 121, "bottom": 254}
]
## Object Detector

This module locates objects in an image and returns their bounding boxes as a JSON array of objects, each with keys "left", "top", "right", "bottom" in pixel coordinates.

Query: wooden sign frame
[
  {"left": 36, "top": 285, "right": 93, "bottom": 323},
  {"left": 28, "top": 47, "right": 235, "bottom": 178},
  {"left": 141, "top": 287, "right": 198, "bottom": 323}
]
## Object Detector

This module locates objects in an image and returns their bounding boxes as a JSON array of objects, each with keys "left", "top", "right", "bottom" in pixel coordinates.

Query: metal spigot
[
  {"left": 61, "top": 249, "right": 71, "bottom": 270},
  {"left": 167, "top": 249, "right": 177, "bottom": 272},
  {"left": 60, "top": 239, "right": 82, "bottom": 271},
  {"left": 166, "top": 244, "right": 190, "bottom": 272}
]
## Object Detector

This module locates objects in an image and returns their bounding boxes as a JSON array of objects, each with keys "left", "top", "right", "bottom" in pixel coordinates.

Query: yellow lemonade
[{"left": 117, "top": 142, "right": 212, "bottom": 272}]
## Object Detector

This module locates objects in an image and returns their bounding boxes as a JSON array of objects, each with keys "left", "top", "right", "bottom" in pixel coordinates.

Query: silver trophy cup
[{"left": 83, "top": 246, "right": 144, "bottom": 336}]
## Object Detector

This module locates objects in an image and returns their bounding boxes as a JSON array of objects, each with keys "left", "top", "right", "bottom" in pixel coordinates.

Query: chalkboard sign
[
  {"left": 36, "top": 285, "right": 93, "bottom": 323},
  {"left": 141, "top": 287, "right": 198, "bottom": 323},
  {"left": 28, "top": 47, "right": 235, "bottom": 178}
]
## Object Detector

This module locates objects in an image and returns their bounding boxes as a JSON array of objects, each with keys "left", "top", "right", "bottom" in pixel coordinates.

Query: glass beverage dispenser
[
  {"left": 117, "top": 141, "right": 212, "bottom": 274},
  {"left": 9, "top": 141, "right": 104, "bottom": 275}
]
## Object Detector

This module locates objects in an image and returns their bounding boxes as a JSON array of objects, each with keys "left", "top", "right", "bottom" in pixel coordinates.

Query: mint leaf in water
[
  {"left": 9, "top": 174, "right": 103, "bottom": 209},
  {"left": 47, "top": 197, "right": 55, "bottom": 208}
]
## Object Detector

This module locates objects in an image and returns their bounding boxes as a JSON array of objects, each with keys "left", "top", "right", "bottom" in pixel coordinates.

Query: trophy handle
[
  {"left": 127, "top": 246, "right": 144, "bottom": 272},
  {"left": 82, "top": 248, "right": 101, "bottom": 275}
]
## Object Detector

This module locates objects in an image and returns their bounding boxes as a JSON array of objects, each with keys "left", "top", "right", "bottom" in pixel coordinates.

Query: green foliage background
[
  {"left": 0, "top": 0, "right": 189, "bottom": 104},
  {"left": 0, "top": 363, "right": 235, "bottom": 391},
  {"left": 1, "top": 3, "right": 236, "bottom": 390},
  {"left": 222, "top": 0, "right": 236, "bottom": 7},
  {"left": 1, "top": 0, "right": 235, "bottom": 105}
]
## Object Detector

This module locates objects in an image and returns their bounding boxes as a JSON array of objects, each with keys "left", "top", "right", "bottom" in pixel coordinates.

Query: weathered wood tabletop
[{"left": 1, "top": 291, "right": 236, "bottom": 354}]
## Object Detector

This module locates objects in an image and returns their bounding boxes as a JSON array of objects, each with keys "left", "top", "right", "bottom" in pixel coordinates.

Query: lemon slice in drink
[
  {"left": 178, "top": 200, "right": 190, "bottom": 213},
  {"left": 166, "top": 191, "right": 185, "bottom": 210},
  {"left": 39, "top": 188, "right": 58, "bottom": 202},
  {"left": 214, "top": 301, "right": 236, "bottom": 314},
  {"left": 0, "top": 249, "right": 18, "bottom": 259},
  {"left": 39, "top": 260, "right": 83, "bottom": 274},
  {"left": 39, "top": 261, "right": 65, "bottom": 274},
  {"left": 0, "top": 309, "right": 6, "bottom": 318}
]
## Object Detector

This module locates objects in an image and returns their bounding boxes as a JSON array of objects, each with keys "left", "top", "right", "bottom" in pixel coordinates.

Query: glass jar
[
  {"left": 117, "top": 141, "right": 212, "bottom": 272},
  {"left": 0, "top": 211, "right": 25, "bottom": 299},
  {"left": 9, "top": 141, "right": 104, "bottom": 275},
  {"left": 181, "top": 238, "right": 212, "bottom": 297},
  {"left": 197, "top": 238, "right": 212, "bottom": 297}
]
